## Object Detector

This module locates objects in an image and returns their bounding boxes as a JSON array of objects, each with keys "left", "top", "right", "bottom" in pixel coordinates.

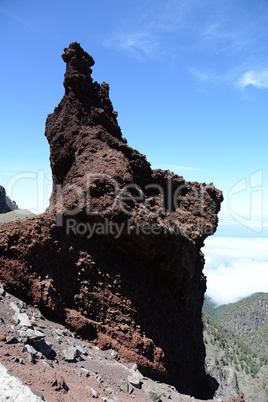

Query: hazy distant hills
[{"left": 203, "top": 293, "right": 268, "bottom": 401}]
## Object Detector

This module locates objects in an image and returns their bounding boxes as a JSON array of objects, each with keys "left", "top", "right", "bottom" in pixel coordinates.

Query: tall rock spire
[{"left": 0, "top": 43, "right": 223, "bottom": 399}]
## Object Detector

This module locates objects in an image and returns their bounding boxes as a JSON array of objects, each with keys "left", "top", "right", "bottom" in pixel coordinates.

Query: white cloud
[
  {"left": 203, "top": 237, "right": 268, "bottom": 305},
  {"left": 105, "top": 31, "right": 159, "bottom": 59},
  {"left": 104, "top": 0, "right": 268, "bottom": 66},
  {"left": 0, "top": 7, "right": 33, "bottom": 29},
  {"left": 103, "top": 0, "right": 210, "bottom": 59},
  {"left": 238, "top": 70, "right": 268, "bottom": 90},
  {"left": 190, "top": 65, "right": 252, "bottom": 89},
  {"left": 191, "top": 65, "right": 268, "bottom": 93},
  {"left": 189, "top": 68, "right": 223, "bottom": 85}
]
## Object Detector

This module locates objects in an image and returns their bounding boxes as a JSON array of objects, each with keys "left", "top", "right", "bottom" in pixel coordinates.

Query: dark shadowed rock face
[
  {"left": 0, "top": 42, "right": 223, "bottom": 399},
  {"left": 0, "top": 186, "right": 18, "bottom": 213}
]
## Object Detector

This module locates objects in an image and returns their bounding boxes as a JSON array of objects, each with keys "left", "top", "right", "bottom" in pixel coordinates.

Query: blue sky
[{"left": 1, "top": 0, "right": 267, "bottom": 303}]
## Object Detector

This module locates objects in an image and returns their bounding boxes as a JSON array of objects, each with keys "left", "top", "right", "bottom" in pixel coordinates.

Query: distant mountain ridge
[
  {"left": 205, "top": 292, "right": 268, "bottom": 356},
  {"left": 203, "top": 292, "right": 268, "bottom": 401}
]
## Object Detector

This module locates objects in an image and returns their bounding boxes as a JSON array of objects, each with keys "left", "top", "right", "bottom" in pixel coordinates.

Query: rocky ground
[{"left": 0, "top": 282, "right": 221, "bottom": 402}]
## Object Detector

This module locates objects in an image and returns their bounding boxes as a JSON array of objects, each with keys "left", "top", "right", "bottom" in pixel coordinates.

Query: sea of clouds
[{"left": 203, "top": 236, "right": 268, "bottom": 306}]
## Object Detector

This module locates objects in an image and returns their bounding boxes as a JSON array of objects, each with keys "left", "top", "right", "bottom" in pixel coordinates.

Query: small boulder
[
  {"left": 63, "top": 347, "right": 81, "bottom": 362},
  {"left": 111, "top": 350, "right": 119, "bottom": 361},
  {"left": 26, "top": 352, "right": 36, "bottom": 364},
  {"left": 5, "top": 336, "right": 18, "bottom": 344},
  {"left": 0, "top": 284, "right": 5, "bottom": 297},
  {"left": 25, "top": 328, "right": 45, "bottom": 343},
  {"left": 80, "top": 367, "right": 90, "bottom": 377},
  {"left": 50, "top": 374, "right": 69, "bottom": 393},
  {"left": 128, "top": 370, "right": 143, "bottom": 389},
  {"left": 43, "top": 361, "right": 54, "bottom": 369},
  {"left": 35, "top": 339, "right": 52, "bottom": 356},
  {"left": 120, "top": 381, "right": 134, "bottom": 395},
  {"left": 91, "top": 388, "right": 98, "bottom": 398},
  {"left": 10, "top": 302, "right": 20, "bottom": 314},
  {"left": 17, "top": 313, "right": 32, "bottom": 327}
]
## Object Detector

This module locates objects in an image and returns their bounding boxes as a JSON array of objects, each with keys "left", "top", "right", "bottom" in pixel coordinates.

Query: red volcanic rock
[{"left": 0, "top": 43, "right": 223, "bottom": 399}]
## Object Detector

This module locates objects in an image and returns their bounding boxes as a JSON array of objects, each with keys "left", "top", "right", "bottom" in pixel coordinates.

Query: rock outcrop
[
  {"left": 0, "top": 42, "right": 223, "bottom": 399},
  {"left": 0, "top": 185, "right": 18, "bottom": 213},
  {"left": 206, "top": 364, "right": 239, "bottom": 399}
]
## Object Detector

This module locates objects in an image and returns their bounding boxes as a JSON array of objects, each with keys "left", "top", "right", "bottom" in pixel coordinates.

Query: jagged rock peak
[
  {"left": 47, "top": 42, "right": 122, "bottom": 134},
  {"left": 46, "top": 43, "right": 124, "bottom": 187},
  {"left": 60, "top": 41, "right": 116, "bottom": 120},
  {"left": 61, "top": 42, "right": 96, "bottom": 94},
  {"left": 62, "top": 42, "right": 95, "bottom": 74},
  {"left": 0, "top": 186, "right": 18, "bottom": 213}
]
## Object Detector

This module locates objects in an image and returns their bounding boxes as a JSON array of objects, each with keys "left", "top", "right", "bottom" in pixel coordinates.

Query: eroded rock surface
[
  {"left": 0, "top": 185, "right": 18, "bottom": 213},
  {"left": 0, "top": 42, "right": 223, "bottom": 399}
]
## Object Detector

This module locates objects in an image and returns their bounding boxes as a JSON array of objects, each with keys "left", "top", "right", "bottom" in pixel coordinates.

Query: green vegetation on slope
[{"left": 203, "top": 293, "right": 268, "bottom": 377}]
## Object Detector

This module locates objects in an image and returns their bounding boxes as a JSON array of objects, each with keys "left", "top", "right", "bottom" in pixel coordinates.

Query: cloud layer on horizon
[{"left": 203, "top": 237, "right": 268, "bottom": 305}]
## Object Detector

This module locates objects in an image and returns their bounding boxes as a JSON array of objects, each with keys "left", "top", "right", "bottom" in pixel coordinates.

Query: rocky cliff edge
[{"left": 0, "top": 42, "right": 223, "bottom": 399}]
